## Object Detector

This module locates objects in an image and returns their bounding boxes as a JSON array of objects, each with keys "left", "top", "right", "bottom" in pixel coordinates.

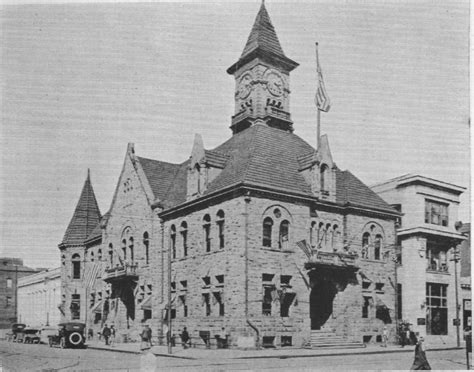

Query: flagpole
[{"left": 315, "top": 42, "right": 321, "bottom": 151}]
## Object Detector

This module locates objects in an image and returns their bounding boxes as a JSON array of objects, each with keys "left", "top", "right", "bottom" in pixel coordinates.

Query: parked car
[
  {"left": 48, "top": 322, "right": 86, "bottom": 349},
  {"left": 23, "top": 328, "right": 41, "bottom": 344},
  {"left": 6, "top": 323, "right": 26, "bottom": 342}
]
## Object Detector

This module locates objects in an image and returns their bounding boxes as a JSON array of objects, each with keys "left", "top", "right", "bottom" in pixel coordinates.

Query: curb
[{"left": 86, "top": 345, "right": 141, "bottom": 355}]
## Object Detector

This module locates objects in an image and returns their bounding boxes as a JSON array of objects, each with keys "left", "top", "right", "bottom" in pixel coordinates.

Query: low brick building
[
  {"left": 59, "top": 3, "right": 400, "bottom": 348},
  {"left": 0, "top": 257, "right": 38, "bottom": 328}
]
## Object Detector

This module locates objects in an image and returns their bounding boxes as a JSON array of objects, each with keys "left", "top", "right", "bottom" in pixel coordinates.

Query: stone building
[
  {"left": 0, "top": 257, "right": 38, "bottom": 328},
  {"left": 17, "top": 268, "right": 61, "bottom": 327},
  {"left": 372, "top": 174, "right": 467, "bottom": 346},
  {"left": 59, "top": 3, "right": 400, "bottom": 347},
  {"left": 458, "top": 223, "right": 471, "bottom": 332}
]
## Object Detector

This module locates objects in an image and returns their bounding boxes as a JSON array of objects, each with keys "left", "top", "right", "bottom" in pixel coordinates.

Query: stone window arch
[
  {"left": 72, "top": 254, "right": 81, "bottom": 279},
  {"left": 310, "top": 221, "right": 317, "bottom": 248},
  {"left": 108, "top": 243, "right": 113, "bottom": 266},
  {"left": 121, "top": 239, "right": 127, "bottom": 261},
  {"left": 262, "top": 217, "right": 273, "bottom": 247},
  {"left": 361, "top": 232, "right": 370, "bottom": 259},
  {"left": 181, "top": 221, "right": 188, "bottom": 257},
  {"left": 129, "top": 237, "right": 134, "bottom": 263},
  {"left": 143, "top": 232, "right": 149, "bottom": 265},
  {"left": 332, "top": 224, "right": 340, "bottom": 251},
  {"left": 170, "top": 225, "right": 176, "bottom": 259},
  {"left": 320, "top": 164, "right": 329, "bottom": 193},
  {"left": 279, "top": 220, "right": 290, "bottom": 249},
  {"left": 374, "top": 234, "right": 383, "bottom": 261},
  {"left": 203, "top": 214, "right": 211, "bottom": 252},
  {"left": 216, "top": 210, "right": 225, "bottom": 249}
]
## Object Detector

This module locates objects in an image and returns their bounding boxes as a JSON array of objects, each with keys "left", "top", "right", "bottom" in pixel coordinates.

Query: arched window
[
  {"left": 181, "top": 222, "right": 188, "bottom": 257},
  {"left": 170, "top": 225, "right": 176, "bottom": 259},
  {"left": 374, "top": 234, "right": 382, "bottom": 260},
  {"left": 310, "top": 221, "right": 317, "bottom": 248},
  {"left": 72, "top": 254, "right": 81, "bottom": 279},
  {"left": 61, "top": 254, "right": 66, "bottom": 266},
  {"left": 262, "top": 217, "right": 273, "bottom": 247},
  {"left": 195, "top": 164, "right": 201, "bottom": 194},
  {"left": 90, "top": 251, "right": 95, "bottom": 262},
  {"left": 362, "top": 232, "right": 370, "bottom": 259},
  {"left": 332, "top": 224, "right": 339, "bottom": 251},
  {"left": 325, "top": 223, "right": 331, "bottom": 251},
  {"left": 203, "top": 214, "right": 211, "bottom": 252},
  {"left": 279, "top": 220, "right": 290, "bottom": 249},
  {"left": 216, "top": 210, "right": 225, "bottom": 249},
  {"left": 143, "top": 232, "right": 149, "bottom": 265},
  {"left": 122, "top": 239, "right": 127, "bottom": 262},
  {"left": 129, "top": 237, "right": 134, "bottom": 263},
  {"left": 318, "top": 223, "right": 325, "bottom": 250},
  {"left": 320, "top": 164, "right": 329, "bottom": 192},
  {"left": 108, "top": 244, "right": 113, "bottom": 266},
  {"left": 98, "top": 249, "right": 102, "bottom": 261}
]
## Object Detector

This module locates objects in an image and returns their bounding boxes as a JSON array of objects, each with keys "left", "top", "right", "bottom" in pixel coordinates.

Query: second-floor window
[
  {"left": 72, "top": 254, "right": 81, "bottom": 279},
  {"left": 425, "top": 200, "right": 448, "bottom": 227}
]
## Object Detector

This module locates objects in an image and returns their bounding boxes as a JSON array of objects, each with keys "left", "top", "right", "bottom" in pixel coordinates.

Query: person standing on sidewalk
[
  {"left": 140, "top": 324, "right": 153, "bottom": 352},
  {"left": 102, "top": 324, "right": 111, "bottom": 346},
  {"left": 110, "top": 325, "right": 116, "bottom": 347},
  {"left": 381, "top": 326, "right": 388, "bottom": 347},
  {"left": 410, "top": 336, "right": 431, "bottom": 370}
]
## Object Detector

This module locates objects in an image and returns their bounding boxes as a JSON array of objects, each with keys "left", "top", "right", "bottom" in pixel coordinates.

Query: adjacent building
[
  {"left": 0, "top": 257, "right": 39, "bottom": 328},
  {"left": 372, "top": 174, "right": 467, "bottom": 346},
  {"left": 17, "top": 268, "right": 61, "bottom": 328},
  {"left": 59, "top": 3, "right": 401, "bottom": 348},
  {"left": 458, "top": 223, "right": 471, "bottom": 332}
]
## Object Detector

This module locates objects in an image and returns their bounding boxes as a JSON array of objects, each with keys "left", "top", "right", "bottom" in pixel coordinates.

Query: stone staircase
[{"left": 310, "top": 329, "right": 365, "bottom": 349}]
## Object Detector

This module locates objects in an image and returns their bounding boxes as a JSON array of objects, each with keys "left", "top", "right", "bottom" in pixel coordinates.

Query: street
[{"left": 0, "top": 341, "right": 469, "bottom": 371}]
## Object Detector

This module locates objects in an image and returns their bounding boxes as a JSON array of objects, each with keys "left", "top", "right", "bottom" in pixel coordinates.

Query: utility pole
[{"left": 451, "top": 246, "right": 461, "bottom": 348}]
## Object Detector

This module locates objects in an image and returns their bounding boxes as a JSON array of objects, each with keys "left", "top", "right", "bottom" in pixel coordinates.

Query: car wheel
[
  {"left": 68, "top": 332, "right": 83, "bottom": 346},
  {"left": 60, "top": 337, "right": 66, "bottom": 349}
]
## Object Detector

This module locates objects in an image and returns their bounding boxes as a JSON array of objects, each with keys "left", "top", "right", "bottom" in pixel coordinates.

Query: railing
[
  {"left": 265, "top": 106, "right": 291, "bottom": 121},
  {"left": 307, "top": 251, "right": 358, "bottom": 268},
  {"left": 426, "top": 262, "right": 449, "bottom": 273},
  {"left": 103, "top": 263, "right": 139, "bottom": 281}
]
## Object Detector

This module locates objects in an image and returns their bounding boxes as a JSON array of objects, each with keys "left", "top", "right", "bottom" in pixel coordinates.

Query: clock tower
[{"left": 227, "top": 2, "right": 299, "bottom": 134}]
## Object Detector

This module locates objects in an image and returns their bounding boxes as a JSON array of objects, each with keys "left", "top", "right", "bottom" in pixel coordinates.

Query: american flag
[
  {"left": 84, "top": 263, "right": 101, "bottom": 289},
  {"left": 296, "top": 240, "right": 312, "bottom": 259},
  {"left": 315, "top": 42, "right": 331, "bottom": 112}
]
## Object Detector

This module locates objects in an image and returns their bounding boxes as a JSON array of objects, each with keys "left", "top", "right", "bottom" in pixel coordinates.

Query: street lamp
[{"left": 450, "top": 246, "right": 461, "bottom": 347}]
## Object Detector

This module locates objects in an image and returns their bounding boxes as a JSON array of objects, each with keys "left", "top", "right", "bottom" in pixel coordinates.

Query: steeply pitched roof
[
  {"left": 138, "top": 156, "right": 188, "bottom": 209},
  {"left": 136, "top": 124, "right": 397, "bottom": 215},
  {"left": 60, "top": 171, "right": 101, "bottom": 247},
  {"left": 227, "top": 2, "right": 298, "bottom": 74}
]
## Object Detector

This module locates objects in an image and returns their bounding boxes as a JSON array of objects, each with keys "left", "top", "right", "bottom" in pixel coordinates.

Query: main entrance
[{"left": 305, "top": 251, "right": 359, "bottom": 330}]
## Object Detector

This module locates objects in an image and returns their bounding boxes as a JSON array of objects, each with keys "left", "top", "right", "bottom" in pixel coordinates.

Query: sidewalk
[{"left": 86, "top": 341, "right": 463, "bottom": 360}]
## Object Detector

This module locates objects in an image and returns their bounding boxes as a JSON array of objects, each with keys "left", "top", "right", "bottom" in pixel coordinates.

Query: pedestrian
[
  {"left": 87, "top": 328, "right": 93, "bottom": 341},
  {"left": 102, "top": 324, "right": 111, "bottom": 346},
  {"left": 410, "top": 336, "right": 431, "bottom": 370},
  {"left": 140, "top": 324, "right": 153, "bottom": 351},
  {"left": 110, "top": 325, "right": 116, "bottom": 346},
  {"left": 180, "top": 327, "right": 191, "bottom": 349},
  {"left": 382, "top": 325, "right": 388, "bottom": 347}
]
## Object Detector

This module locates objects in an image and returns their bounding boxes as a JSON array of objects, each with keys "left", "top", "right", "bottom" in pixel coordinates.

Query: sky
[{"left": 0, "top": 0, "right": 470, "bottom": 268}]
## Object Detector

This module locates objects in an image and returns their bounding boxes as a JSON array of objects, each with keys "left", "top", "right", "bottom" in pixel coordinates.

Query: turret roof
[{"left": 60, "top": 171, "right": 101, "bottom": 247}]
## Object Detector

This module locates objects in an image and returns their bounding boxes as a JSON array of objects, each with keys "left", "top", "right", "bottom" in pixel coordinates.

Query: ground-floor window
[
  {"left": 281, "top": 336, "right": 292, "bottom": 347},
  {"left": 143, "top": 309, "right": 152, "bottom": 321},
  {"left": 70, "top": 294, "right": 81, "bottom": 320},
  {"left": 426, "top": 283, "right": 448, "bottom": 335}
]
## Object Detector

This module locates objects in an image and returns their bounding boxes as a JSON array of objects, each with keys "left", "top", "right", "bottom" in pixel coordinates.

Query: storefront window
[{"left": 426, "top": 283, "right": 448, "bottom": 335}]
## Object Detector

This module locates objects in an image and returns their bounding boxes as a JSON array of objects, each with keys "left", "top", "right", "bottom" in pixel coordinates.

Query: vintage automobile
[
  {"left": 23, "top": 328, "right": 41, "bottom": 344},
  {"left": 48, "top": 322, "right": 86, "bottom": 348},
  {"left": 6, "top": 323, "right": 26, "bottom": 342}
]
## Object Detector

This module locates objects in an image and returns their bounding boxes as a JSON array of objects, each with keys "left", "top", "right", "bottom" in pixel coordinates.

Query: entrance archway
[{"left": 310, "top": 279, "right": 337, "bottom": 330}]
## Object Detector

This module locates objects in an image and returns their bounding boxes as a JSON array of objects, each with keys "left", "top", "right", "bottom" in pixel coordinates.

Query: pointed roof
[
  {"left": 227, "top": 2, "right": 298, "bottom": 74},
  {"left": 60, "top": 170, "right": 101, "bottom": 247}
]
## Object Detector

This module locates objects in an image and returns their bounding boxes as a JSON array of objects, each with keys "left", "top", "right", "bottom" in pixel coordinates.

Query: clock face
[
  {"left": 238, "top": 73, "right": 253, "bottom": 99},
  {"left": 266, "top": 71, "right": 284, "bottom": 97}
]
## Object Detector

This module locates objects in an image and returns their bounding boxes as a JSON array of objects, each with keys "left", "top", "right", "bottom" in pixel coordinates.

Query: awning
[
  {"left": 91, "top": 300, "right": 104, "bottom": 314},
  {"left": 140, "top": 296, "right": 152, "bottom": 310}
]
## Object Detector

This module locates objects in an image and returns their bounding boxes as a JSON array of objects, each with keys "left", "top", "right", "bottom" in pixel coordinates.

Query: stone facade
[{"left": 58, "top": 2, "right": 400, "bottom": 348}]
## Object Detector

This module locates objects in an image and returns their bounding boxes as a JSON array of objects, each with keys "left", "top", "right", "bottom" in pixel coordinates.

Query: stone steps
[{"left": 310, "top": 330, "right": 365, "bottom": 349}]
